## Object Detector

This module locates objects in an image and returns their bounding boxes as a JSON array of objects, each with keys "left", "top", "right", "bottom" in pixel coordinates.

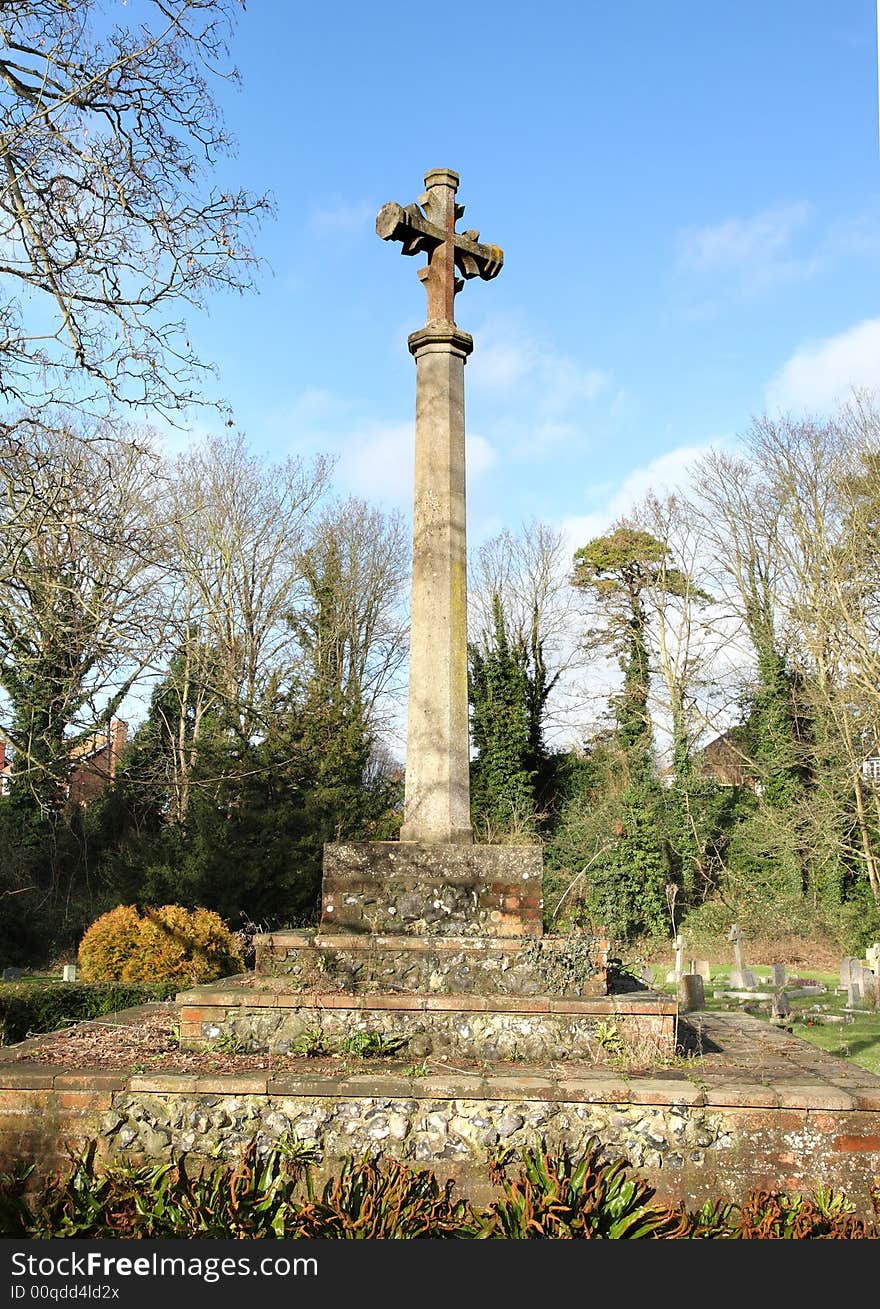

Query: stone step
[
  {"left": 176, "top": 980, "right": 675, "bottom": 1062},
  {"left": 254, "top": 929, "right": 608, "bottom": 997}
]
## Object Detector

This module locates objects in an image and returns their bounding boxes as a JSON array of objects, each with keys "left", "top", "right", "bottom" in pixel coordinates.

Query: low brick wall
[
  {"left": 2, "top": 1061, "right": 880, "bottom": 1218},
  {"left": 175, "top": 988, "right": 676, "bottom": 1061}
]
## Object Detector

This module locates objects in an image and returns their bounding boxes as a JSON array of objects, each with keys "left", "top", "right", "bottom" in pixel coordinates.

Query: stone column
[{"left": 399, "top": 322, "right": 474, "bottom": 844}]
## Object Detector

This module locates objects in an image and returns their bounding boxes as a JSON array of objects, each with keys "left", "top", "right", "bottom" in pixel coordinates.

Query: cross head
[{"left": 376, "top": 168, "right": 503, "bottom": 324}]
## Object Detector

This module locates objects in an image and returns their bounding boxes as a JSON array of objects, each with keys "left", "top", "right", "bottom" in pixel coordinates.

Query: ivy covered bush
[{"left": 78, "top": 904, "right": 243, "bottom": 985}]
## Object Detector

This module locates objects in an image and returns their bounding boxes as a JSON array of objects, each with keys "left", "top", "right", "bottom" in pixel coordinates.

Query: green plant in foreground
[
  {"left": 206, "top": 1031, "right": 251, "bottom": 1056},
  {"left": 17, "top": 1138, "right": 318, "bottom": 1239},
  {"left": 402, "top": 1060, "right": 430, "bottom": 1078},
  {"left": 290, "top": 1027, "right": 332, "bottom": 1057},
  {"left": 288, "top": 1028, "right": 408, "bottom": 1058},
  {"left": 339, "top": 1031, "right": 408, "bottom": 1058},
  {"left": 293, "top": 1154, "right": 475, "bottom": 1238},
  {"left": 479, "top": 1139, "right": 688, "bottom": 1238},
  {"left": 2, "top": 1138, "right": 878, "bottom": 1239},
  {"left": 594, "top": 1020, "right": 623, "bottom": 1055}
]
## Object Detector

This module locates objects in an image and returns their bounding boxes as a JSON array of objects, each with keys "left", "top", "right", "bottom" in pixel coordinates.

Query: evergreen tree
[{"left": 468, "top": 594, "right": 537, "bottom": 837}]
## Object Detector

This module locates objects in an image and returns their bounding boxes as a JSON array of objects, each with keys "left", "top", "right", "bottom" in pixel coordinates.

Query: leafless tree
[
  {"left": 0, "top": 411, "right": 166, "bottom": 806},
  {"left": 293, "top": 496, "right": 409, "bottom": 732},
  {"left": 753, "top": 401, "right": 880, "bottom": 904},
  {"left": 165, "top": 430, "right": 332, "bottom": 742},
  {"left": 626, "top": 490, "right": 718, "bottom": 774},
  {"left": 469, "top": 520, "right": 581, "bottom": 742},
  {"left": 0, "top": 1, "right": 268, "bottom": 418}
]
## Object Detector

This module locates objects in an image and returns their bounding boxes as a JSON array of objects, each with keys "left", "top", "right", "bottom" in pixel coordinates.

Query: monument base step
[
  {"left": 254, "top": 929, "right": 607, "bottom": 997},
  {"left": 176, "top": 977, "right": 676, "bottom": 1062}
]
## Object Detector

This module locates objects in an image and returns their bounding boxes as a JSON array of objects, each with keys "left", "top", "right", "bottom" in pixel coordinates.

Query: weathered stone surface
[
  {"left": 176, "top": 993, "right": 675, "bottom": 1061},
  {"left": 255, "top": 929, "right": 605, "bottom": 997},
  {"left": 78, "top": 1084, "right": 880, "bottom": 1218},
  {"left": 400, "top": 323, "right": 474, "bottom": 845},
  {"left": 4, "top": 1013, "right": 880, "bottom": 1218},
  {"left": 376, "top": 170, "right": 502, "bottom": 845},
  {"left": 319, "top": 841, "right": 543, "bottom": 937}
]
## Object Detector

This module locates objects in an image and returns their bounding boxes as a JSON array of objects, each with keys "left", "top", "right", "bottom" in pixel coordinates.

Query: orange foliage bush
[
  {"left": 78, "top": 905, "right": 243, "bottom": 985},
  {"left": 76, "top": 906, "right": 142, "bottom": 984}
]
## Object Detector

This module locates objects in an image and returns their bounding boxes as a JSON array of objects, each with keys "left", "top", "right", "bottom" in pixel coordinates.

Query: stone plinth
[
  {"left": 319, "top": 841, "right": 543, "bottom": 938},
  {"left": 255, "top": 930, "right": 606, "bottom": 997}
]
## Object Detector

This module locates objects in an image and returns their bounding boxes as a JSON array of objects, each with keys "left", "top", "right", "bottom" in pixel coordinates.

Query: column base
[
  {"left": 319, "top": 840, "right": 544, "bottom": 937},
  {"left": 399, "top": 822, "right": 473, "bottom": 845}
]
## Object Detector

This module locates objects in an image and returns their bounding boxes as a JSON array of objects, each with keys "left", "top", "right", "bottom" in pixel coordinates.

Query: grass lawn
[{"left": 648, "top": 962, "right": 880, "bottom": 1076}]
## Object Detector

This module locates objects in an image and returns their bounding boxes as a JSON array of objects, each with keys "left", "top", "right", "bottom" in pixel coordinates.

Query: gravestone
[
  {"left": 678, "top": 973, "right": 704, "bottom": 1012},
  {"left": 727, "top": 924, "right": 757, "bottom": 990},
  {"left": 840, "top": 956, "right": 859, "bottom": 991},
  {"left": 692, "top": 959, "right": 711, "bottom": 983},
  {"left": 770, "top": 989, "right": 793, "bottom": 1029},
  {"left": 771, "top": 962, "right": 786, "bottom": 988},
  {"left": 1, "top": 966, "right": 23, "bottom": 982},
  {"left": 865, "top": 944, "right": 879, "bottom": 1006},
  {"left": 666, "top": 934, "right": 685, "bottom": 984},
  {"left": 62, "top": 964, "right": 78, "bottom": 983}
]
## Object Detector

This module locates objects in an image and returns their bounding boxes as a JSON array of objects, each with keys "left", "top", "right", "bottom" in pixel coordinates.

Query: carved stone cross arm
[{"left": 376, "top": 168, "right": 503, "bottom": 324}]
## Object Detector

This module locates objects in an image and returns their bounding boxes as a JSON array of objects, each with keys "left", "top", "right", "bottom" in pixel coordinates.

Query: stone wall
[
  {"left": 2, "top": 1065, "right": 880, "bottom": 1218},
  {"left": 176, "top": 989, "right": 676, "bottom": 1061},
  {"left": 254, "top": 931, "right": 606, "bottom": 997}
]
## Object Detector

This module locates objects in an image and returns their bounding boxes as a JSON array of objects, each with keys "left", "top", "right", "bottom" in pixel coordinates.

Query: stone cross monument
[{"left": 377, "top": 169, "right": 503, "bottom": 844}]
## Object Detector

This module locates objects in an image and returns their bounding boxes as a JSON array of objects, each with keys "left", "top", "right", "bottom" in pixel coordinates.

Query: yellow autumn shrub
[
  {"left": 77, "top": 905, "right": 143, "bottom": 983},
  {"left": 78, "top": 904, "right": 243, "bottom": 984}
]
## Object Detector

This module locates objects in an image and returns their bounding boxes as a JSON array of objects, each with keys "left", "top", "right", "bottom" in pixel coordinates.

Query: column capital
[
  {"left": 408, "top": 323, "right": 474, "bottom": 360},
  {"left": 423, "top": 167, "right": 460, "bottom": 191}
]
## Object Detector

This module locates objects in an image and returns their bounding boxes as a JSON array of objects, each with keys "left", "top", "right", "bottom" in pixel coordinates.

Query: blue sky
[{"left": 180, "top": 0, "right": 880, "bottom": 556}]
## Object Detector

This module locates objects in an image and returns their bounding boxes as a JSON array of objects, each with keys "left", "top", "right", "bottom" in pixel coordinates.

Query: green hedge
[{"left": 0, "top": 981, "right": 178, "bottom": 1046}]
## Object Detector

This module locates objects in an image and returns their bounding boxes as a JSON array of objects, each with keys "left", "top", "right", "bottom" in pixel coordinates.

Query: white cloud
[
  {"left": 149, "top": 415, "right": 222, "bottom": 460},
  {"left": 273, "top": 400, "right": 497, "bottom": 509},
  {"left": 765, "top": 317, "right": 880, "bottom": 413},
  {"left": 473, "top": 317, "right": 609, "bottom": 406},
  {"left": 680, "top": 203, "right": 811, "bottom": 272},
  {"left": 338, "top": 420, "right": 414, "bottom": 502},
  {"left": 675, "top": 202, "right": 818, "bottom": 301},
  {"left": 466, "top": 432, "right": 497, "bottom": 478},
  {"left": 281, "top": 387, "right": 353, "bottom": 427},
  {"left": 468, "top": 314, "right": 611, "bottom": 456},
  {"left": 559, "top": 443, "right": 720, "bottom": 553}
]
